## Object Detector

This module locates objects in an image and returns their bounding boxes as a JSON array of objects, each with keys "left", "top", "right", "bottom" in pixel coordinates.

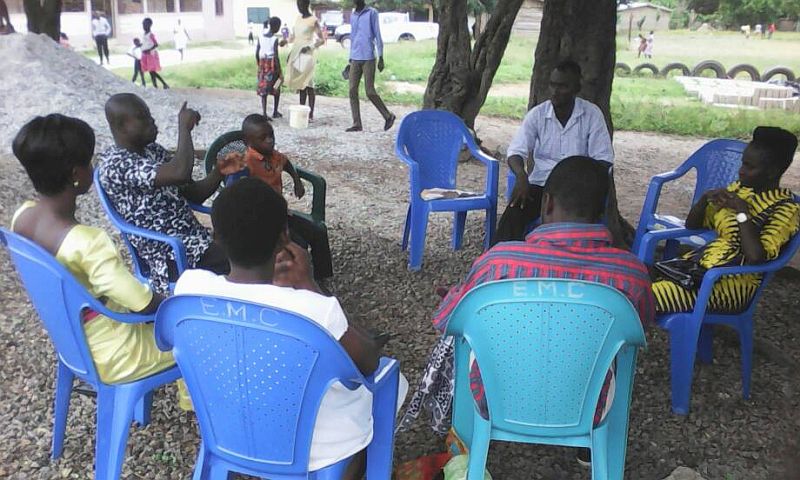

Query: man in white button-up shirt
[{"left": 495, "top": 60, "right": 614, "bottom": 243}]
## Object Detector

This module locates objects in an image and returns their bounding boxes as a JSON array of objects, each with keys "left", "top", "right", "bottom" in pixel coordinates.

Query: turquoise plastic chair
[
  {"left": 155, "top": 294, "right": 401, "bottom": 479},
  {"left": 445, "top": 279, "right": 647, "bottom": 480},
  {"left": 0, "top": 228, "right": 181, "bottom": 480}
]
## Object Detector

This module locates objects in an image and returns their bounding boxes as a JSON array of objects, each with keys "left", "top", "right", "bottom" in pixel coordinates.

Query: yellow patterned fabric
[
  {"left": 12, "top": 202, "right": 176, "bottom": 384},
  {"left": 653, "top": 182, "right": 799, "bottom": 314}
]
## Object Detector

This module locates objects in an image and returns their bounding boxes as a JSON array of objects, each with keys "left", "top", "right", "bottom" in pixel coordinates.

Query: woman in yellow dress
[
  {"left": 284, "top": 0, "right": 325, "bottom": 120},
  {"left": 11, "top": 114, "right": 188, "bottom": 407},
  {"left": 652, "top": 126, "right": 800, "bottom": 314}
]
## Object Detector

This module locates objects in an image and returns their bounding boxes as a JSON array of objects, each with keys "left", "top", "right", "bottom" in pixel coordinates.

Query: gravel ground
[{"left": 1, "top": 34, "right": 799, "bottom": 480}]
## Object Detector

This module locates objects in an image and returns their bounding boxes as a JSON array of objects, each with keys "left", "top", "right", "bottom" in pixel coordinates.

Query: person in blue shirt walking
[{"left": 346, "top": 0, "right": 396, "bottom": 132}]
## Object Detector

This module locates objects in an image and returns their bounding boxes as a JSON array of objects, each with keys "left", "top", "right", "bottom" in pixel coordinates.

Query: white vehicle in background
[{"left": 334, "top": 12, "right": 439, "bottom": 49}]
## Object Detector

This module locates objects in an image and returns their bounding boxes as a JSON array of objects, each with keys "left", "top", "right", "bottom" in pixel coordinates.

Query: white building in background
[
  {"left": 5, "top": 0, "right": 235, "bottom": 49},
  {"left": 233, "top": 0, "right": 297, "bottom": 38}
]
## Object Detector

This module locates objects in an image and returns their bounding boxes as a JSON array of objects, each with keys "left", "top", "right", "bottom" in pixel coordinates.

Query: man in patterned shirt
[
  {"left": 98, "top": 93, "right": 242, "bottom": 293},
  {"left": 425, "top": 156, "right": 654, "bottom": 466}
]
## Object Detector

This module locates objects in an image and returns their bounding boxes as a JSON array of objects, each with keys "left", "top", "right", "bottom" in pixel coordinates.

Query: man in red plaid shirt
[{"left": 433, "top": 156, "right": 654, "bottom": 465}]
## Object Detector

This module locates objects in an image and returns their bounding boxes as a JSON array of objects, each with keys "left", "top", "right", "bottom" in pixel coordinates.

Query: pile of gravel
[{"left": 0, "top": 33, "right": 241, "bottom": 155}]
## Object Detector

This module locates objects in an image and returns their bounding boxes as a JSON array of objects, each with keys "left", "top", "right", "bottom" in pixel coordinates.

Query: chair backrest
[
  {"left": 396, "top": 110, "right": 471, "bottom": 191},
  {"left": 93, "top": 169, "right": 151, "bottom": 280},
  {"left": 204, "top": 130, "right": 247, "bottom": 175},
  {"left": 155, "top": 295, "right": 365, "bottom": 475},
  {"left": 0, "top": 228, "right": 101, "bottom": 383},
  {"left": 684, "top": 139, "right": 746, "bottom": 204},
  {"left": 446, "top": 279, "right": 646, "bottom": 439}
]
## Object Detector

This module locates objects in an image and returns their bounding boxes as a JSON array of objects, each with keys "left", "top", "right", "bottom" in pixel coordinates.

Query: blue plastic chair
[
  {"left": 651, "top": 198, "right": 800, "bottom": 415},
  {"left": 445, "top": 279, "right": 646, "bottom": 480},
  {"left": 154, "top": 295, "right": 401, "bottom": 479},
  {"left": 0, "top": 228, "right": 181, "bottom": 480},
  {"left": 396, "top": 110, "right": 499, "bottom": 270},
  {"left": 632, "top": 139, "right": 745, "bottom": 261},
  {"left": 94, "top": 169, "right": 210, "bottom": 290}
]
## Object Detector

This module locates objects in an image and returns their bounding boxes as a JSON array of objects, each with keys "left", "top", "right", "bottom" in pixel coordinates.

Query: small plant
[{"left": 152, "top": 451, "right": 177, "bottom": 466}]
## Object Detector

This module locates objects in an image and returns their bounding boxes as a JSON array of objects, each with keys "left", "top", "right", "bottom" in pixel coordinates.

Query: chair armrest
[
  {"left": 85, "top": 297, "right": 155, "bottom": 324},
  {"left": 464, "top": 139, "right": 500, "bottom": 198},
  {"left": 636, "top": 227, "right": 711, "bottom": 263},
  {"left": 297, "top": 167, "right": 327, "bottom": 223},
  {"left": 689, "top": 262, "right": 776, "bottom": 319},
  {"left": 363, "top": 357, "right": 400, "bottom": 393},
  {"left": 118, "top": 223, "right": 189, "bottom": 273},
  {"left": 189, "top": 203, "right": 212, "bottom": 215},
  {"left": 395, "top": 147, "right": 422, "bottom": 197}
]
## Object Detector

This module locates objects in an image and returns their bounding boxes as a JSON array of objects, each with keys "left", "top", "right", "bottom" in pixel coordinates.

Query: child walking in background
[
  {"left": 237, "top": 114, "right": 333, "bottom": 279},
  {"left": 140, "top": 17, "right": 169, "bottom": 89},
  {"left": 256, "top": 17, "right": 283, "bottom": 119},
  {"left": 128, "top": 38, "right": 146, "bottom": 87}
]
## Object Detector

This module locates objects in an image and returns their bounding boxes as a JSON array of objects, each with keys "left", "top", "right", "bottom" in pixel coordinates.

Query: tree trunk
[
  {"left": 23, "top": 0, "right": 61, "bottom": 41},
  {"left": 529, "top": 0, "right": 617, "bottom": 133},
  {"left": 423, "top": 0, "right": 524, "bottom": 129}
]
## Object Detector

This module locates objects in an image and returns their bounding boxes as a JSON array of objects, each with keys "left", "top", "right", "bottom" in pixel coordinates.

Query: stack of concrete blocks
[{"left": 674, "top": 76, "right": 800, "bottom": 113}]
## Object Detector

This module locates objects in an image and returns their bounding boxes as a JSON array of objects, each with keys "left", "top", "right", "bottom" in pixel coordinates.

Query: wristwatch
[{"left": 736, "top": 212, "right": 749, "bottom": 224}]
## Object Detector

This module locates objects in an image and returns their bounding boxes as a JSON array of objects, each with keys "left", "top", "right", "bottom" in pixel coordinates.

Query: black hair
[
  {"left": 269, "top": 16, "right": 282, "bottom": 30},
  {"left": 212, "top": 177, "right": 288, "bottom": 265},
  {"left": 554, "top": 60, "right": 582, "bottom": 79},
  {"left": 543, "top": 156, "right": 609, "bottom": 222},
  {"left": 12, "top": 114, "right": 95, "bottom": 196},
  {"left": 751, "top": 126, "right": 797, "bottom": 175},
  {"left": 242, "top": 113, "right": 273, "bottom": 140}
]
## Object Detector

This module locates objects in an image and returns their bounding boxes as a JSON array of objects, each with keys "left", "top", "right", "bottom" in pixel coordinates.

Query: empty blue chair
[
  {"left": 396, "top": 110, "right": 499, "bottom": 270},
  {"left": 633, "top": 139, "right": 745, "bottom": 262},
  {"left": 445, "top": 279, "right": 646, "bottom": 480},
  {"left": 94, "top": 169, "right": 209, "bottom": 290},
  {"left": 154, "top": 295, "right": 401, "bottom": 479},
  {"left": 0, "top": 228, "right": 181, "bottom": 480},
  {"left": 654, "top": 205, "right": 800, "bottom": 414}
]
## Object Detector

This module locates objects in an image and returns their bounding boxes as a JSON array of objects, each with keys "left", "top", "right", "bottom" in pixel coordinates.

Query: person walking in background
[
  {"left": 248, "top": 24, "right": 254, "bottom": 45},
  {"left": 1, "top": 0, "right": 15, "bottom": 34},
  {"left": 128, "top": 38, "right": 146, "bottom": 87},
  {"left": 173, "top": 19, "right": 190, "bottom": 61},
  {"left": 281, "top": 23, "right": 290, "bottom": 41},
  {"left": 140, "top": 17, "right": 169, "bottom": 89},
  {"left": 644, "top": 30, "right": 654, "bottom": 58},
  {"left": 346, "top": 0, "right": 395, "bottom": 132},
  {"left": 768, "top": 22, "right": 776, "bottom": 39},
  {"left": 255, "top": 17, "right": 284, "bottom": 119},
  {"left": 637, "top": 33, "right": 646, "bottom": 58},
  {"left": 284, "top": 0, "right": 325, "bottom": 121},
  {"left": 91, "top": 11, "right": 112, "bottom": 65}
]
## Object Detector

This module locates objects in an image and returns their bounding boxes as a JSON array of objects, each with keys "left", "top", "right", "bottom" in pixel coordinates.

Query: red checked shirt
[{"left": 433, "top": 223, "right": 655, "bottom": 425}]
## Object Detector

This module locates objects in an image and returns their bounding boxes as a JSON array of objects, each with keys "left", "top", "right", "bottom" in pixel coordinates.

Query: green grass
[{"left": 115, "top": 31, "right": 800, "bottom": 138}]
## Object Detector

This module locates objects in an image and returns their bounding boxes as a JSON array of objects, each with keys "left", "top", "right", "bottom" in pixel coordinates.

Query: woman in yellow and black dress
[{"left": 653, "top": 126, "right": 800, "bottom": 314}]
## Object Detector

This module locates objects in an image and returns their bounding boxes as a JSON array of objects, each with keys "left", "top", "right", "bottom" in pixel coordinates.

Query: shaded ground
[{"left": 0, "top": 90, "right": 798, "bottom": 479}]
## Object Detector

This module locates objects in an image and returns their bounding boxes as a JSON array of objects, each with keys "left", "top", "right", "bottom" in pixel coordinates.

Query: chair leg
[
  {"left": 134, "top": 391, "right": 153, "bottom": 427},
  {"left": 484, "top": 205, "right": 497, "bottom": 250},
  {"left": 698, "top": 324, "right": 714, "bottom": 365},
  {"left": 52, "top": 361, "right": 74, "bottom": 459},
  {"left": 466, "top": 419, "right": 491, "bottom": 480},
  {"left": 590, "top": 426, "right": 610, "bottom": 480},
  {"left": 408, "top": 205, "right": 429, "bottom": 271},
  {"left": 94, "top": 386, "right": 137, "bottom": 480},
  {"left": 401, "top": 204, "right": 411, "bottom": 252},
  {"left": 669, "top": 325, "right": 699, "bottom": 415},
  {"left": 192, "top": 443, "right": 212, "bottom": 480},
  {"left": 738, "top": 318, "right": 754, "bottom": 400},
  {"left": 452, "top": 212, "right": 467, "bottom": 251}
]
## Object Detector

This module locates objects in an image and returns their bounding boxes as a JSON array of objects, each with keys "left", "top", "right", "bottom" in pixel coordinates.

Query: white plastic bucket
[{"left": 289, "top": 105, "right": 311, "bottom": 129}]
